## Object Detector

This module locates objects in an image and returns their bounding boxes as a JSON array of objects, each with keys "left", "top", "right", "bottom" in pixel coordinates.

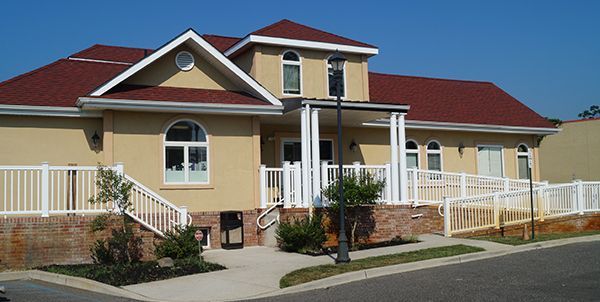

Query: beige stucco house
[
  {"left": 540, "top": 118, "right": 600, "bottom": 182},
  {"left": 0, "top": 20, "right": 559, "bottom": 247}
]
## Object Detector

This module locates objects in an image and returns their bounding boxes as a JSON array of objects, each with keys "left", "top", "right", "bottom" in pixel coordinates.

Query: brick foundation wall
[
  {"left": 453, "top": 213, "right": 600, "bottom": 238},
  {"left": 0, "top": 215, "right": 157, "bottom": 270},
  {"left": 277, "top": 205, "right": 444, "bottom": 246}
]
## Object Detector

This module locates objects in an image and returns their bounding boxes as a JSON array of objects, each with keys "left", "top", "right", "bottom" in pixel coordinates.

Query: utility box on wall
[{"left": 220, "top": 211, "right": 243, "bottom": 249}]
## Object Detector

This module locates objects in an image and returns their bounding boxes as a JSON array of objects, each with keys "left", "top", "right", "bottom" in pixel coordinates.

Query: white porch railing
[
  {"left": 0, "top": 163, "right": 189, "bottom": 237},
  {"left": 321, "top": 162, "right": 391, "bottom": 205},
  {"left": 443, "top": 180, "right": 600, "bottom": 236}
]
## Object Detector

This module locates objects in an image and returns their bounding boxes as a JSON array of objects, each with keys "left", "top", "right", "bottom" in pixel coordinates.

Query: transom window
[
  {"left": 426, "top": 140, "right": 442, "bottom": 171},
  {"left": 406, "top": 140, "right": 419, "bottom": 169},
  {"left": 282, "top": 50, "right": 301, "bottom": 95},
  {"left": 327, "top": 54, "right": 346, "bottom": 98},
  {"left": 164, "top": 120, "right": 209, "bottom": 184},
  {"left": 478, "top": 145, "right": 504, "bottom": 178},
  {"left": 517, "top": 144, "right": 530, "bottom": 179}
]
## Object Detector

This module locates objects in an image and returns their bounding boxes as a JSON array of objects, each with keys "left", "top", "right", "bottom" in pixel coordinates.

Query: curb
[
  {"left": 0, "top": 270, "right": 159, "bottom": 301},
  {"left": 250, "top": 234, "right": 600, "bottom": 299}
]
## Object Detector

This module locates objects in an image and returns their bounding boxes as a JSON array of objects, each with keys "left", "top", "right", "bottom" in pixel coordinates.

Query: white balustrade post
[
  {"left": 539, "top": 183, "right": 547, "bottom": 222},
  {"left": 493, "top": 192, "right": 500, "bottom": 229},
  {"left": 576, "top": 180, "right": 584, "bottom": 214},
  {"left": 572, "top": 179, "right": 580, "bottom": 213},
  {"left": 310, "top": 108, "right": 321, "bottom": 208},
  {"left": 282, "top": 161, "right": 291, "bottom": 208},
  {"left": 113, "top": 162, "right": 124, "bottom": 213},
  {"left": 352, "top": 161, "right": 361, "bottom": 177},
  {"left": 460, "top": 172, "right": 467, "bottom": 198},
  {"left": 179, "top": 206, "right": 188, "bottom": 227},
  {"left": 411, "top": 167, "right": 419, "bottom": 205},
  {"left": 389, "top": 113, "right": 399, "bottom": 203},
  {"left": 443, "top": 197, "right": 451, "bottom": 237},
  {"left": 385, "top": 163, "right": 393, "bottom": 204},
  {"left": 41, "top": 162, "right": 49, "bottom": 218},
  {"left": 293, "top": 162, "right": 302, "bottom": 207},
  {"left": 259, "top": 165, "right": 267, "bottom": 208},
  {"left": 320, "top": 161, "right": 329, "bottom": 195},
  {"left": 397, "top": 113, "right": 408, "bottom": 203},
  {"left": 503, "top": 177, "right": 510, "bottom": 192}
]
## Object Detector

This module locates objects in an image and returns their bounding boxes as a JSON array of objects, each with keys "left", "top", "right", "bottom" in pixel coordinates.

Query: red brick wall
[
  {"left": 189, "top": 209, "right": 263, "bottom": 249},
  {"left": 0, "top": 215, "right": 157, "bottom": 270},
  {"left": 277, "top": 205, "right": 444, "bottom": 246},
  {"left": 453, "top": 213, "right": 600, "bottom": 238}
]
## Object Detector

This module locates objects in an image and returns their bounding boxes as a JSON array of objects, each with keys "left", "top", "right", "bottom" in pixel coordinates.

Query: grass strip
[
  {"left": 474, "top": 230, "right": 600, "bottom": 246},
  {"left": 280, "top": 244, "right": 484, "bottom": 288}
]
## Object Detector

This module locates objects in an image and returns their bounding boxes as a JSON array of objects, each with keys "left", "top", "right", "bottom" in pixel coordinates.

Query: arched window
[
  {"left": 327, "top": 54, "right": 345, "bottom": 98},
  {"left": 426, "top": 140, "right": 442, "bottom": 171},
  {"left": 406, "top": 140, "right": 419, "bottom": 169},
  {"left": 282, "top": 50, "right": 301, "bottom": 95},
  {"left": 517, "top": 144, "right": 530, "bottom": 179},
  {"left": 164, "top": 120, "right": 209, "bottom": 184}
]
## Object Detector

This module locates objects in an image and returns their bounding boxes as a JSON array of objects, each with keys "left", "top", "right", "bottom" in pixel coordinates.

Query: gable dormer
[{"left": 225, "top": 20, "right": 378, "bottom": 101}]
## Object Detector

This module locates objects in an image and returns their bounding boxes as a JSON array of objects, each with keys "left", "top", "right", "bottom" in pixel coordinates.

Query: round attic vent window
[{"left": 175, "top": 51, "right": 194, "bottom": 71}]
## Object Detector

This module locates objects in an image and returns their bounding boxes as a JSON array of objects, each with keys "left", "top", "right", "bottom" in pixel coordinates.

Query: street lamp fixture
[{"left": 330, "top": 50, "right": 351, "bottom": 264}]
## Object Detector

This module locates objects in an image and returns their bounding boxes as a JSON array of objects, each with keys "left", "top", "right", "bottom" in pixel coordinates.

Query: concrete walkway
[{"left": 123, "top": 234, "right": 510, "bottom": 302}]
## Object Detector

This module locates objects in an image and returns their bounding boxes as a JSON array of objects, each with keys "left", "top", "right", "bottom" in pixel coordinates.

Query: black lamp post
[{"left": 330, "top": 50, "right": 350, "bottom": 264}]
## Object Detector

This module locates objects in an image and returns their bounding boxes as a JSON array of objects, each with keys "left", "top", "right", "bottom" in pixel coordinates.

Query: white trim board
[
  {"left": 0, "top": 104, "right": 102, "bottom": 118},
  {"left": 89, "top": 29, "right": 282, "bottom": 106},
  {"left": 225, "top": 35, "right": 379, "bottom": 57},
  {"left": 77, "top": 97, "right": 283, "bottom": 116},
  {"left": 362, "top": 119, "right": 560, "bottom": 135}
]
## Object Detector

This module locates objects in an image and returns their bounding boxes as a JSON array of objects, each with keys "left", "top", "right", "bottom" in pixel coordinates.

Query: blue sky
[{"left": 1, "top": 0, "right": 598, "bottom": 120}]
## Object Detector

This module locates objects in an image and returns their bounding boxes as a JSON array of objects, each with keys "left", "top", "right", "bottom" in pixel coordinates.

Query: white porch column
[
  {"left": 389, "top": 113, "right": 399, "bottom": 203},
  {"left": 300, "top": 105, "right": 311, "bottom": 208},
  {"left": 310, "top": 108, "right": 322, "bottom": 207},
  {"left": 397, "top": 113, "right": 408, "bottom": 203}
]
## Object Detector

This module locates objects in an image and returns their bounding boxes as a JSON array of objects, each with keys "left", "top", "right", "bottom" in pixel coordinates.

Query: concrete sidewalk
[{"left": 123, "top": 234, "right": 509, "bottom": 302}]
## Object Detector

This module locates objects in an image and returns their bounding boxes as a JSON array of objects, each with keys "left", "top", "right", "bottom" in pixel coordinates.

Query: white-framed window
[
  {"left": 426, "top": 140, "right": 442, "bottom": 171},
  {"left": 477, "top": 145, "right": 504, "bottom": 178},
  {"left": 282, "top": 50, "right": 301, "bottom": 95},
  {"left": 406, "top": 139, "right": 419, "bottom": 169},
  {"left": 164, "top": 120, "right": 209, "bottom": 184},
  {"left": 517, "top": 144, "right": 530, "bottom": 180},
  {"left": 327, "top": 54, "right": 346, "bottom": 98},
  {"left": 281, "top": 138, "right": 334, "bottom": 164}
]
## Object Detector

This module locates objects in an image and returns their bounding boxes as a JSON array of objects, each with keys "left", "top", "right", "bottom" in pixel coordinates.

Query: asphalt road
[
  {"left": 0, "top": 279, "right": 140, "bottom": 302},
  {"left": 251, "top": 241, "right": 600, "bottom": 302}
]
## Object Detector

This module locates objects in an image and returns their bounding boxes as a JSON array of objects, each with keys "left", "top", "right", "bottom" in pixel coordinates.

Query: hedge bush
[
  {"left": 154, "top": 225, "right": 201, "bottom": 260},
  {"left": 276, "top": 214, "right": 326, "bottom": 254}
]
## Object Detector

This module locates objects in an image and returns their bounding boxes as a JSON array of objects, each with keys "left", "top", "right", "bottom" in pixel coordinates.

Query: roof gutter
[
  {"left": 0, "top": 104, "right": 102, "bottom": 118},
  {"left": 363, "top": 119, "right": 561, "bottom": 135},
  {"left": 77, "top": 97, "right": 284, "bottom": 116},
  {"left": 283, "top": 99, "right": 410, "bottom": 113}
]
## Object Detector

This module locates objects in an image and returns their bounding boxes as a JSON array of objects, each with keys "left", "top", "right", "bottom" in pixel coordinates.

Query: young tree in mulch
[
  {"left": 322, "top": 173, "right": 385, "bottom": 249},
  {"left": 88, "top": 164, "right": 142, "bottom": 265}
]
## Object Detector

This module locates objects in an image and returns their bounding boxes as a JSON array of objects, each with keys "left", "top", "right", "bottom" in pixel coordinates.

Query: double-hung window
[
  {"left": 517, "top": 144, "right": 530, "bottom": 179},
  {"left": 282, "top": 139, "right": 334, "bottom": 164},
  {"left": 426, "top": 141, "right": 442, "bottom": 171},
  {"left": 164, "top": 120, "right": 209, "bottom": 184},
  {"left": 282, "top": 50, "right": 301, "bottom": 95},
  {"left": 406, "top": 140, "right": 419, "bottom": 169},
  {"left": 477, "top": 145, "right": 504, "bottom": 178}
]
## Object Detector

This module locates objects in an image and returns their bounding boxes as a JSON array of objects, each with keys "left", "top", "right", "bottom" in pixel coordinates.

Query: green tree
[
  {"left": 88, "top": 164, "right": 142, "bottom": 265},
  {"left": 322, "top": 173, "right": 385, "bottom": 248},
  {"left": 578, "top": 105, "right": 600, "bottom": 119}
]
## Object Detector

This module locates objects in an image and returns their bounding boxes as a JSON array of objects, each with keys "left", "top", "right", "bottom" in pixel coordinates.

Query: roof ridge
[
  {"left": 202, "top": 34, "right": 240, "bottom": 39},
  {"left": 0, "top": 59, "right": 66, "bottom": 89},
  {"left": 368, "top": 71, "right": 493, "bottom": 85},
  {"left": 252, "top": 19, "right": 377, "bottom": 48},
  {"left": 561, "top": 117, "right": 600, "bottom": 124}
]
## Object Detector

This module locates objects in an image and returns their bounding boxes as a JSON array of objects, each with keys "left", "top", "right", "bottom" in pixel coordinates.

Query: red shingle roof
[
  {"left": 101, "top": 85, "right": 267, "bottom": 105},
  {"left": 70, "top": 44, "right": 153, "bottom": 64},
  {"left": 250, "top": 19, "right": 376, "bottom": 48},
  {"left": 0, "top": 59, "right": 128, "bottom": 107},
  {"left": 369, "top": 72, "right": 554, "bottom": 128},
  {"left": 202, "top": 34, "right": 241, "bottom": 53}
]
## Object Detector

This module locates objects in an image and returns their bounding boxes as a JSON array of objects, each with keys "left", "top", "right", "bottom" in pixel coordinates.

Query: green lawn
[
  {"left": 474, "top": 230, "right": 600, "bottom": 246},
  {"left": 279, "top": 244, "right": 484, "bottom": 288}
]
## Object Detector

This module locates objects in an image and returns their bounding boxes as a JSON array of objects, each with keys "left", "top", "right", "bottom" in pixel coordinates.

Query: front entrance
[{"left": 281, "top": 139, "right": 334, "bottom": 164}]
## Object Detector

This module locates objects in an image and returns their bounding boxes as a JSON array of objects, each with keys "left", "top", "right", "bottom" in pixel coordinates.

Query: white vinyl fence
[
  {"left": 0, "top": 163, "right": 189, "bottom": 237},
  {"left": 443, "top": 180, "right": 600, "bottom": 236}
]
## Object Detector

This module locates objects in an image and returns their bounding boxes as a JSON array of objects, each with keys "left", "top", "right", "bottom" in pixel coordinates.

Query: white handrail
[{"left": 256, "top": 201, "right": 282, "bottom": 230}]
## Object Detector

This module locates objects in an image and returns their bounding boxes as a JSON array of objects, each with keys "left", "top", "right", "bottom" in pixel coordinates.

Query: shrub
[
  {"left": 91, "top": 219, "right": 143, "bottom": 265},
  {"left": 276, "top": 214, "right": 326, "bottom": 253},
  {"left": 323, "top": 173, "right": 385, "bottom": 248},
  {"left": 155, "top": 225, "right": 201, "bottom": 260}
]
